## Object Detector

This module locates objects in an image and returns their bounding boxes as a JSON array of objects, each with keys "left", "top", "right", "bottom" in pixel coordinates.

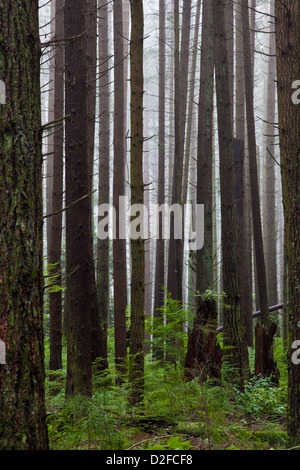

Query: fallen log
[{"left": 216, "top": 303, "right": 284, "bottom": 333}]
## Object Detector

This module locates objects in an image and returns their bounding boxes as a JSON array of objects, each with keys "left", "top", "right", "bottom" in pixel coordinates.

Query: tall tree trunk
[
  {"left": 97, "top": 0, "right": 111, "bottom": 371},
  {"left": 213, "top": 0, "right": 249, "bottom": 387},
  {"left": 235, "top": 0, "right": 253, "bottom": 347},
  {"left": 275, "top": 0, "right": 300, "bottom": 439},
  {"left": 49, "top": 0, "right": 64, "bottom": 371},
  {"left": 85, "top": 0, "right": 103, "bottom": 365},
  {"left": 65, "top": 0, "right": 95, "bottom": 396},
  {"left": 153, "top": 0, "right": 166, "bottom": 361},
  {"left": 196, "top": 0, "right": 214, "bottom": 296},
  {"left": 241, "top": 0, "right": 269, "bottom": 326},
  {"left": 0, "top": 0, "right": 49, "bottom": 449},
  {"left": 225, "top": 0, "right": 234, "bottom": 126},
  {"left": 242, "top": 0, "right": 279, "bottom": 378},
  {"left": 129, "top": 0, "right": 145, "bottom": 405},
  {"left": 182, "top": 0, "right": 202, "bottom": 207},
  {"left": 263, "top": 0, "right": 277, "bottom": 308},
  {"left": 113, "top": 0, "right": 128, "bottom": 382},
  {"left": 46, "top": 0, "right": 55, "bottom": 259},
  {"left": 182, "top": 0, "right": 202, "bottom": 313},
  {"left": 143, "top": 105, "right": 152, "bottom": 354},
  {"left": 167, "top": 0, "right": 192, "bottom": 302}
]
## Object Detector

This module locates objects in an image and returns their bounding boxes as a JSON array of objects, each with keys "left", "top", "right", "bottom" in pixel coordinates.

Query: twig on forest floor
[{"left": 126, "top": 434, "right": 187, "bottom": 451}]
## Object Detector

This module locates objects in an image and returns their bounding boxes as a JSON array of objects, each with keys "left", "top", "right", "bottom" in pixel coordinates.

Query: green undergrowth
[
  {"left": 45, "top": 353, "right": 289, "bottom": 451},
  {"left": 44, "top": 301, "right": 290, "bottom": 450}
]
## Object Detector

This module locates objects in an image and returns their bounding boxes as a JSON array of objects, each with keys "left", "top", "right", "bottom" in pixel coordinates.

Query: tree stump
[{"left": 184, "top": 296, "right": 222, "bottom": 383}]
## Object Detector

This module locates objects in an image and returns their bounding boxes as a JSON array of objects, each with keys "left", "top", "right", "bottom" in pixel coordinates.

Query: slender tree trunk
[
  {"left": 97, "top": 0, "right": 111, "bottom": 371},
  {"left": 113, "top": 0, "right": 128, "bottom": 383},
  {"left": 213, "top": 0, "right": 249, "bottom": 387},
  {"left": 275, "top": 0, "right": 300, "bottom": 439},
  {"left": 49, "top": 0, "right": 64, "bottom": 371},
  {"left": 235, "top": 0, "right": 253, "bottom": 347},
  {"left": 129, "top": 0, "right": 145, "bottom": 405},
  {"left": 0, "top": 0, "right": 49, "bottom": 449},
  {"left": 65, "top": 0, "right": 95, "bottom": 396},
  {"left": 167, "top": 0, "right": 192, "bottom": 303},
  {"left": 46, "top": 0, "right": 55, "bottom": 259},
  {"left": 196, "top": 0, "right": 214, "bottom": 296},
  {"left": 85, "top": 0, "right": 102, "bottom": 364},
  {"left": 153, "top": 0, "right": 166, "bottom": 361},
  {"left": 167, "top": 1, "right": 175, "bottom": 208},
  {"left": 263, "top": 0, "right": 277, "bottom": 308},
  {"left": 143, "top": 106, "right": 152, "bottom": 354},
  {"left": 241, "top": 0, "right": 269, "bottom": 326},
  {"left": 242, "top": 0, "right": 279, "bottom": 379},
  {"left": 225, "top": 0, "right": 234, "bottom": 126},
  {"left": 182, "top": 0, "right": 202, "bottom": 207}
]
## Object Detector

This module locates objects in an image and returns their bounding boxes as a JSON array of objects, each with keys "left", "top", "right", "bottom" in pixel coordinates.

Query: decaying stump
[
  {"left": 184, "top": 296, "right": 222, "bottom": 383},
  {"left": 254, "top": 322, "right": 280, "bottom": 385}
]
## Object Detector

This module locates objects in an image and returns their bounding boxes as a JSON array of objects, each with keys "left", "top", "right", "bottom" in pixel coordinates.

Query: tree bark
[
  {"left": 263, "top": 0, "right": 278, "bottom": 308},
  {"left": 49, "top": 0, "right": 64, "bottom": 372},
  {"left": 129, "top": 0, "right": 145, "bottom": 405},
  {"left": 241, "top": 0, "right": 270, "bottom": 328},
  {"left": 153, "top": 0, "right": 166, "bottom": 361},
  {"left": 275, "top": 0, "right": 300, "bottom": 439},
  {"left": 85, "top": 0, "right": 102, "bottom": 365},
  {"left": 0, "top": 0, "right": 49, "bottom": 449},
  {"left": 113, "top": 0, "right": 128, "bottom": 382},
  {"left": 235, "top": 0, "right": 253, "bottom": 347},
  {"left": 167, "top": 0, "right": 192, "bottom": 303},
  {"left": 65, "top": 0, "right": 94, "bottom": 396},
  {"left": 196, "top": 0, "right": 214, "bottom": 296},
  {"left": 213, "top": 0, "right": 249, "bottom": 387},
  {"left": 97, "top": 0, "right": 110, "bottom": 371}
]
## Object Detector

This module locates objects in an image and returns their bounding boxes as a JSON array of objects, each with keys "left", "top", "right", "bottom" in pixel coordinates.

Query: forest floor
[{"left": 45, "top": 338, "right": 292, "bottom": 451}]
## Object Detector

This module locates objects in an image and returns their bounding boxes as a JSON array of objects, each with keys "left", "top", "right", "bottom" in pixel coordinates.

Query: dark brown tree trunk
[
  {"left": 196, "top": 0, "right": 214, "bottom": 296},
  {"left": 241, "top": 0, "right": 270, "bottom": 327},
  {"left": 235, "top": 0, "right": 253, "bottom": 347},
  {"left": 263, "top": 0, "right": 278, "bottom": 308},
  {"left": 182, "top": 0, "right": 201, "bottom": 207},
  {"left": 129, "top": 0, "right": 145, "bottom": 405},
  {"left": 225, "top": 0, "right": 234, "bottom": 126},
  {"left": 65, "top": 0, "right": 94, "bottom": 397},
  {"left": 46, "top": 0, "right": 55, "bottom": 260},
  {"left": 213, "top": 0, "right": 249, "bottom": 387},
  {"left": 0, "top": 0, "right": 49, "bottom": 449},
  {"left": 275, "top": 0, "right": 300, "bottom": 439},
  {"left": 113, "top": 0, "right": 128, "bottom": 383},
  {"left": 167, "top": 0, "right": 192, "bottom": 303},
  {"left": 233, "top": 138, "right": 250, "bottom": 360},
  {"left": 49, "top": 0, "right": 64, "bottom": 372},
  {"left": 97, "top": 0, "right": 110, "bottom": 371},
  {"left": 85, "top": 0, "right": 102, "bottom": 365},
  {"left": 241, "top": 0, "right": 278, "bottom": 380}
]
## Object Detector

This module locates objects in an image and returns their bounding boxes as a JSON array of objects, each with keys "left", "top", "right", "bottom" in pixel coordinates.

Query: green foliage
[
  {"left": 233, "top": 375, "right": 287, "bottom": 418},
  {"left": 198, "top": 289, "right": 226, "bottom": 303},
  {"left": 145, "top": 289, "right": 193, "bottom": 364},
  {"left": 46, "top": 381, "right": 129, "bottom": 450},
  {"left": 43, "top": 291, "right": 289, "bottom": 451}
]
